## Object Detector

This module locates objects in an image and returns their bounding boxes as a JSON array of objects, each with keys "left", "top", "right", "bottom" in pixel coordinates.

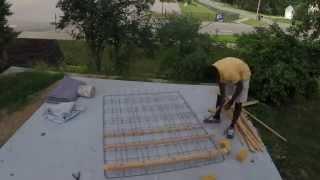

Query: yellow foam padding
[
  {"left": 219, "top": 139, "right": 231, "bottom": 152},
  {"left": 236, "top": 148, "right": 249, "bottom": 162},
  {"left": 201, "top": 175, "right": 217, "bottom": 180}
]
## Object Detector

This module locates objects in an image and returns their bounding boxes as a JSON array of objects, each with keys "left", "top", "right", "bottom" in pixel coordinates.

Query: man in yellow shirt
[{"left": 204, "top": 57, "right": 251, "bottom": 139}]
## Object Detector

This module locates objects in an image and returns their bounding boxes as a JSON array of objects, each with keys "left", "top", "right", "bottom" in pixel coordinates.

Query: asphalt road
[
  {"left": 200, "top": 21, "right": 255, "bottom": 35},
  {"left": 198, "top": 0, "right": 290, "bottom": 29},
  {"left": 150, "top": 0, "right": 181, "bottom": 14}
]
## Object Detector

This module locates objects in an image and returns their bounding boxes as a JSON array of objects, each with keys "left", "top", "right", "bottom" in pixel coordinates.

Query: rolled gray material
[
  {"left": 47, "top": 76, "right": 85, "bottom": 103},
  {"left": 78, "top": 85, "right": 95, "bottom": 98}
]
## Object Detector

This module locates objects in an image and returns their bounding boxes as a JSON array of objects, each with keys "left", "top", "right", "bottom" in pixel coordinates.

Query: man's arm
[
  {"left": 229, "top": 81, "right": 243, "bottom": 104},
  {"left": 225, "top": 81, "right": 243, "bottom": 109},
  {"left": 218, "top": 82, "right": 226, "bottom": 108},
  {"left": 213, "top": 82, "right": 226, "bottom": 119}
]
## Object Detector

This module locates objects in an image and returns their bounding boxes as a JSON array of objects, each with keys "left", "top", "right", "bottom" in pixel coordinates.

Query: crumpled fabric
[{"left": 44, "top": 102, "right": 85, "bottom": 124}]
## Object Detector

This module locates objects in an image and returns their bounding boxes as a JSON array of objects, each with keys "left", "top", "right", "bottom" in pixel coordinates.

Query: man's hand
[{"left": 224, "top": 100, "right": 233, "bottom": 110}]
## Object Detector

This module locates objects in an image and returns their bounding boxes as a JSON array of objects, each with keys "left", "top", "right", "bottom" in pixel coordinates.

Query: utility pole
[
  {"left": 256, "top": 0, "right": 261, "bottom": 20},
  {"left": 162, "top": 0, "right": 164, "bottom": 15}
]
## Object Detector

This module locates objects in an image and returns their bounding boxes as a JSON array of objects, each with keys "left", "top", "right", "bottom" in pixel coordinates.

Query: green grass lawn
[
  {"left": 242, "top": 18, "right": 268, "bottom": 27},
  {"left": 248, "top": 94, "right": 320, "bottom": 180},
  {"left": 179, "top": 1, "right": 216, "bottom": 21},
  {"left": 58, "top": 40, "right": 241, "bottom": 80},
  {"left": 210, "top": 35, "right": 238, "bottom": 44},
  {"left": 58, "top": 40, "right": 162, "bottom": 78},
  {"left": 269, "top": 17, "right": 292, "bottom": 24},
  {"left": 0, "top": 71, "right": 63, "bottom": 112}
]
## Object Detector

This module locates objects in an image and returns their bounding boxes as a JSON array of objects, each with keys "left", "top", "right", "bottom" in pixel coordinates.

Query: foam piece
[{"left": 236, "top": 149, "right": 249, "bottom": 163}]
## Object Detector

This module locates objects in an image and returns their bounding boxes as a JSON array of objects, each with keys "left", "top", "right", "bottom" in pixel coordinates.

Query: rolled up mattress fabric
[
  {"left": 47, "top": 76, "right": 85, "bottom": 103},
  {"left": 78, "top": 85, "right": 95, "bottom": 98}
]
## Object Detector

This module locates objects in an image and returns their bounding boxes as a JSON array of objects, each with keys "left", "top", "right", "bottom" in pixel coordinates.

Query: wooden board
[
  {"left": 105, "top": 134, "right": 215, "bottom": 150},
  {"left": 104, "top": 123, "right": 202, "bottom": 138},
  {"left": 104, "top": 148, "right": 228, "bottom": 172}
]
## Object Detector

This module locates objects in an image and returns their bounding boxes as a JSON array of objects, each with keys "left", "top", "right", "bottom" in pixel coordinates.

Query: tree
[
  {"left": 56, "top": 0, "right": 154, "bottom": 72},
  {"left": 0, "top": 0, "right": 18, "bottom": 71},
  {"left": 237, "top": 24, "right": 320, "bottom": 105},
  {"left": 158, "top": 16, "right": 213, "bottom": 81},
  {"left": 291, "top": 0, "right": 320, "bottom": 40}
]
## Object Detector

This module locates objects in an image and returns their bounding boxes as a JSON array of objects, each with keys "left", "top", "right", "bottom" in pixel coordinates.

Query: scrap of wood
[
  {"left": 104, "top": 147, "right": 229, "bottom": 172},
  {"left": 105, "top": 134, "right": 214, "bottom": 150},
  {"left": 242, "top": 100, "right": 259, "bottom": 107},
  {"left": 236, "top": 124, "right": 255, "bottom": 152},
  {"left": 238, "top": 122, "right": 258, "bottom": 151},
  {"left": 224, "top": 108, "right": 264, "bottom": 152},
  {"left": 104, "top": 123, "right": 203, "bottom": 138},
  {"left": 235, "top": 126, "right": 245, "bottom": 145},
  {"left": 241, "top": 115, "right": 264, "bottom": 147},
  {"left": 243, "top": 109, "right": 287, "bottom": 142},
  {"left": 241, "top": 115, "right": 265, "bottom": 151},
  {"left": 238, "top": 120, "right": 262, "bottom": 152}
]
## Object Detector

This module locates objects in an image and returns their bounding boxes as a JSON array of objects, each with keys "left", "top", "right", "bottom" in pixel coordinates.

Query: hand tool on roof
[{"left": 72, "top": 171, "right": 81, "bottom": 180}]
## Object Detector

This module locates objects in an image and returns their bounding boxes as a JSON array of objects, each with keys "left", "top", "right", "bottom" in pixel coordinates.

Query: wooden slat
[
  {"left": 240, "top": 115, "right": 264, "bottom": 147},
  {"left": 224, "top": 107, "right": 263, "bottom": 152},
  {"left": 104, "top": 148, "right": 228, "bottom": 172},
  {"left": 236, "top": 124, "right": 256, "bottom": 152},
  {"left": 238, "top": 120, "right": 262, "bottom": 151},
  {"left": 104, "top": 123, "right": 202, "bottom": 138},
  {"left": 242, "top": 100, "right": 259, "bottom": 107},
  {"left": 105, "top": 134, "right": 214, "bottom": 150},
  {"left": 243, "top": 109, "right": 287, "bottom": 142}
]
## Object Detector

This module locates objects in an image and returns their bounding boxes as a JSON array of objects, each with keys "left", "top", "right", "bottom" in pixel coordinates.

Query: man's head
[{"left": 212, "top": 65, "right": 220, "bottom": 83}]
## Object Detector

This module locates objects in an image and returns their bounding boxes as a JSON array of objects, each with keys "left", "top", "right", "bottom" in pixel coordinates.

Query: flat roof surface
[{"left": 0, "top": 77, "right": 282, "bottom": 180}]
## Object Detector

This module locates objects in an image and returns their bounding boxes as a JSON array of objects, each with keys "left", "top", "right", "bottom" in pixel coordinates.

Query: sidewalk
[{"left": 18, "top": 31, "right": 72, "bottom": 40}]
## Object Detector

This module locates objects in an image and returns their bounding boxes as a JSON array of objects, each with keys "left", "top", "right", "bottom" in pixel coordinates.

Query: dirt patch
[{"left": 0, "top": 81, "right": 59, "bottom": 147}]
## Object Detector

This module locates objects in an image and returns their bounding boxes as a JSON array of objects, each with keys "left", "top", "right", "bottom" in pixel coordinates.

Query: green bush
[
  {"left": 0, "top": 71, "right": 64, "bottom": 110},
  {"left": 237, "top": 24, "right": 320, "bottom": 105},
  {"left": 158, "top": 16, "right": 213, "bottom": 81},
  {"left": 160, "top": 48, "right": 211, "bottom": 81}
]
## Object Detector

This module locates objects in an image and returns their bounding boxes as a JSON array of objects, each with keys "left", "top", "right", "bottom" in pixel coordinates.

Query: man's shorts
[{"left": 224, "top": 79, "right": 250, "bottom": 103}]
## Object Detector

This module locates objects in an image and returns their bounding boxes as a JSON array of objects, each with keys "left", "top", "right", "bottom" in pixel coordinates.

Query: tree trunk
[
  {"left": 0, "top": 49, "right": 9, "bottom": 72},
  {"left": 94, "top": 52, "right": 102, "bottom": 72},
  {"left": 113, "top": 43, "right": 122, "bottom": 74},
  {"left": 89, "top": 44, "right": 102, "bottom": 72}
]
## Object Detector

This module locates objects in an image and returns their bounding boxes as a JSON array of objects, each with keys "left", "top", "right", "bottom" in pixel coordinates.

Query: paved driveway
[
  {"left": 198, "top": 0, "right": 290, "bottom": 29},
  {"left": 200, "top": 22, "right": 255, "bottom": 35},
  {"left": 150, "top": 0, "right": 181, "bottom": 14}
]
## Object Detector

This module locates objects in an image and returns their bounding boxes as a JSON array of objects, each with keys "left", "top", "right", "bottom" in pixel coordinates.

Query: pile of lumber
[
  {"left": 222, "top": 106, "right": 264, "bottom": 152},
  {"left": 218, "top": 100, "right": 287, "bottom": 152},
  {"left": 234, "top": 112, "right": 265, "bottom": 152}
]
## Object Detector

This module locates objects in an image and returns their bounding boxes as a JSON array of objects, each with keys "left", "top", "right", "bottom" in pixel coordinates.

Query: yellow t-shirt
[{"left": 212, "top": 57, "right": 251, "bottom": 83}]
